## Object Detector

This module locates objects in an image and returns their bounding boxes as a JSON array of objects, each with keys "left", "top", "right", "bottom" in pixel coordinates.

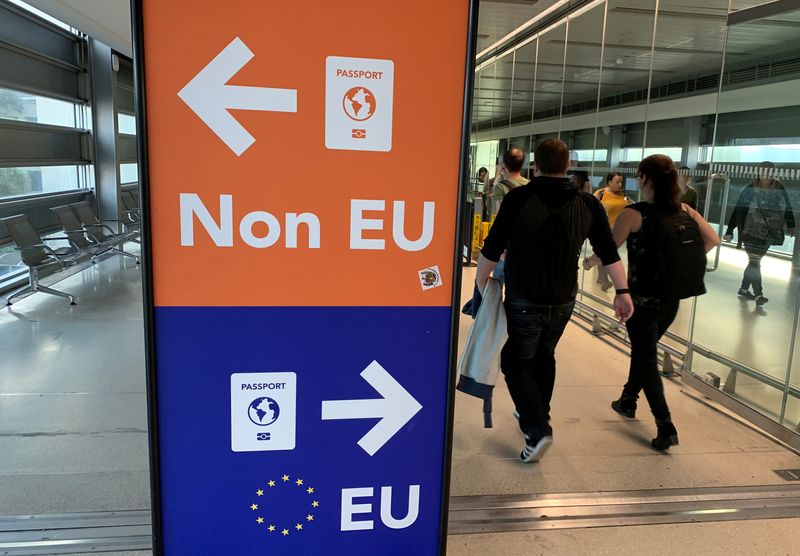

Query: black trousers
[
  {"left": 623, "top": 300, "right": 680, "bottom": 421},
  {"left": 741, "top": 240, "right": 769, "bottom": 296},
  {"left": 501, "top": 298, "right": 575, "bottom": 434}
]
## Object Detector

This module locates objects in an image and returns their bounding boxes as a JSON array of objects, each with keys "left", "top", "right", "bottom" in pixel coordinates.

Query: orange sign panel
[{"left": 142, "top": 1, "right": 470, "bottom": 307}]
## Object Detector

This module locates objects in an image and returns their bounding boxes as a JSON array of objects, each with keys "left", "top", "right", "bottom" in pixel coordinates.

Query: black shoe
[
  {"left": 611, "top": 393, "right": 637, "bottom": 418},
  {"left": 755, "top": 295, "right": 769, "bottom": 306},
  {"left": 652, "top": 420, "right": 679, "bottom": 451},
  {"left": 737, "top": 288, "right": 755, "bottom": 300},
  {"left": 521, "top": 426, "right": 553, "bottom": 463}
]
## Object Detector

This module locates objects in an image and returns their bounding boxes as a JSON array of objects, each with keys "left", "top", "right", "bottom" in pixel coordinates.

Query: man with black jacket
[{"left": 476, "top": 139, "right": 634, "bottom": 463}]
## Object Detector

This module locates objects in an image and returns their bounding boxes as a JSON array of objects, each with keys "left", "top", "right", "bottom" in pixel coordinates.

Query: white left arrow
[
  {"left": 177, "top": 37, "right": 297, "bottom": 156},
  {"left": 321, "top": 361, "right": 423, "bottom": 456}
]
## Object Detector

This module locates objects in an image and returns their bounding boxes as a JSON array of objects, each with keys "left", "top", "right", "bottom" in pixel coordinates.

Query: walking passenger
[
  {"left": 594, "top": 172, "right": 632, "bottom": 290},
  {"left": 568, "top": 150, "right": 591, "bottom": 193},
  {"left": 476, "top": 139, "right": 634, "bottom": 463},
  {"left": 724, "top": 162, "right": 795, "bottom": 306},
  {"left": 491, "top": 148, "right": 529, "bottom": 211},
  {"left": 584, "top": 155, "right": 719, "bottom": 450}
]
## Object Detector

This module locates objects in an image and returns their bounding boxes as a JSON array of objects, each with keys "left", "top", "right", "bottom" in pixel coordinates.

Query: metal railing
[{"left": 574, "top": 285, "right": 800, "bottom": 404}]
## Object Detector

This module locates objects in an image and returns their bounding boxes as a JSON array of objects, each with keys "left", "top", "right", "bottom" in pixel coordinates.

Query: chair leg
[
  {"left": 6, "top": 285, "right": 34, "bottom": 305},
  {"left": 113, "top": 247, "right": 140, "bottom": 264},
  {"left": 35, "top": 285, "right": 77, "bottom": 305}
]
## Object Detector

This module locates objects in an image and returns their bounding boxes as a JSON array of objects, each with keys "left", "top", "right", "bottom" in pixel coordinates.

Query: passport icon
[
  {"left": 326, "top": 56, "right": 394, "bottom": 152},
  {"left": 230, "top": 372, "right": 296, "bottom": 452}
]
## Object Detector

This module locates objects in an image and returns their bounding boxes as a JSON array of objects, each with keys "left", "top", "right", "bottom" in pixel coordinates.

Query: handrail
[
  {"left": 579, "top": 289, "right": 689, "bottom": 346},
  {"left": 689, "top": 343, "right": 800, "bottom": 401},
  {"left": 705, "top": 173, "right": 731, "bottom": 272},
  {"left": 573, "top": 299, "right": 686, "bottom": 360},
  {"left": 575, "top": 287, "right": 800, "bottom": 402},
  {"left": 0, "top": 189, "right": 90, "bottom": 209}
]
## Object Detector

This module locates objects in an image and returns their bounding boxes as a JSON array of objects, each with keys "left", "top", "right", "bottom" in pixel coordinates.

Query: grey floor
[
  {"left": 0, "top": 248, "right": 150, "bottom": 515},
  {"left": 1, "top": 246, "right": 799, "bottom": 554},
  {"left": 452, "top": 266, "right": 799, "bottom": 498}
]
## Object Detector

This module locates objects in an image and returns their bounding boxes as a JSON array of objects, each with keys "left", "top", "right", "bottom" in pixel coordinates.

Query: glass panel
[
  {"left": 576, "top": 0, "right": 656, "bottom": 320},
  {"left": 562, "top": 3, "right": 606, "bottom": 306},
  {"left": 526, "top": 36, "right": 539, "bottom": 181},
  {"left": 495, "top": 51, "right": 516, "bottom": 137},
  {"left": 0, "top": 87, "right": 78, "bottom": 128},
  {"left": 120, "top": 163, "right": 138, "bottom": 184},
  {"left": 688, "top": 7, "right": 800, "bottom": 425},
  {"left": 0, "top": 165, "right": 82, "bottom": 199},
  {"left": 561, "top": 4, "right": 604, "bottom": 123},
  {"left": 636, "top": 0, "right": 728, "bottom": 346},
  {"left": 603, "top": 0, "right": 657, "bottom": 192},
  {"left": 117, "top": 112, "right": 137, "bottom": 135},
  {"left": 534, "top": 22, "right": 566, "bottom": 136},
  {"left": 509, "top": 40, "right": 536, "bottom": 130},
  {"left": 784, "top": 395, "right": 800, "bottom": 431}
]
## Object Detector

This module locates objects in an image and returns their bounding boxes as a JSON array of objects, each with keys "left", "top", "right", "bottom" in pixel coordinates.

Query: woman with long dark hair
[{"left": 585, "top": 155, "right": 719, "bottom": 450}]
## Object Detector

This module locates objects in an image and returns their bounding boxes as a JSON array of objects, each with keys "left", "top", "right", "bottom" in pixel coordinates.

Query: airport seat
[
  {"left": 70, "top": 201, "right": 140, "bottom": 264},
  {"left": 119, "top": 191, "right": 142, "bottom": 236},
  {"left": 50, "top": 205, "right": 119, "bottom": 263},
  {"left": 0, "top": 214, "right": 80, "bottom": 305}
]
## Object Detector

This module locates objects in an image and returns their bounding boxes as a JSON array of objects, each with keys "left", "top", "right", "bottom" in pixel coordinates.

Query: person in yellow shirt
[{"left": 594, "top": 172, "right": 632, "bottom": 290}]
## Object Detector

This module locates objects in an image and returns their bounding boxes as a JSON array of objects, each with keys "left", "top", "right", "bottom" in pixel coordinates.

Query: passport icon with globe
[
  {"left": 325, "top": 56, "right": 394, "bottom": 152},
  {"left": 231, "top": 372, "right": 296, "bottom": 452}
]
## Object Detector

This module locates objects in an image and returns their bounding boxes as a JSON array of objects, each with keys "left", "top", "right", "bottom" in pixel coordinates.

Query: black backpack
[{"left": 644, "top": 208, "right": 707, "bottom": 300}]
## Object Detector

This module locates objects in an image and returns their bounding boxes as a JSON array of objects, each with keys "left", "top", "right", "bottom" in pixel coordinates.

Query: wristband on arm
[{"left": 615, "top": 288, "right": 630, "bottom": 295}]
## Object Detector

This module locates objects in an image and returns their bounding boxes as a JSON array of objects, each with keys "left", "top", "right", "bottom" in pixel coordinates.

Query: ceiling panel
[
  {"left": 23, "top": 0, "right": 132, "bottom": 56},
  {"left": 476, "top": 0, "right": 560, "bottom": 54}
]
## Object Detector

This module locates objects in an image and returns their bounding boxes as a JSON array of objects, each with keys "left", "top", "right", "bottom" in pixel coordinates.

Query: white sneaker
[{"left": 520, "top": 429, "right": 553, "bottom": 463}]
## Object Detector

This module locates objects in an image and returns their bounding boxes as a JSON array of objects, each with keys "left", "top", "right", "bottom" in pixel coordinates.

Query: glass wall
[
  {"left": 690, "top": 4, "right": 800, "bottom": 430},
  {"left": 468, "top": 0, "right": 800, "bottom": 439}
]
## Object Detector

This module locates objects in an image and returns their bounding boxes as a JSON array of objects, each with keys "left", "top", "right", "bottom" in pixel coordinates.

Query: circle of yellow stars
[{"left": 250, "top": 473, "right": 319, "bottom": 538}]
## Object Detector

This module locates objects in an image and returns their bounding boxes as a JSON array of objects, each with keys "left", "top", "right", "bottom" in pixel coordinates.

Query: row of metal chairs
[{"left": 0, "top": 200, "right": 140, "bottom": 306}]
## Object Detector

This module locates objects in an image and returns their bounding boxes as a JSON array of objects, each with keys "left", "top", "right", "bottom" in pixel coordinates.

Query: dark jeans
[
  {"left": 741, "top": 240, "right": 769, "bottom": 295},
  {"left": 501, "top": 298, "right": 575, "bottom": 434},
  {"left": 623, "top": 300, "right": 680, "bottom": 421}
]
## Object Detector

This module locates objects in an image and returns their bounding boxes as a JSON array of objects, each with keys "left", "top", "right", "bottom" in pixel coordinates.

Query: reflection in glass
[
  {"left": 117, "top": 113, "right": 137, "bottom": 135},
  {"left": 120, "top": 163, "right": 139, "bottom": 184},
  {"left": 0, "top": 87, "right": 78, "bottom": 128},
  {"left": 0, "top": 166, "right": 83, "bottom": 199},
  {"left": 689, "top": 6, "right": 800, "bottom": 426}
]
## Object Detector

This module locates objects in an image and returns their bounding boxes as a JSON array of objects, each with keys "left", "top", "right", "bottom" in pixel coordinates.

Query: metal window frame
[{"left": 727, "top": 0, "right": 800, "bottom": 26}]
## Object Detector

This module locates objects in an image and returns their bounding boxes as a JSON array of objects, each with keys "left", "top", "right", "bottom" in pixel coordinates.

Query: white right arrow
[
  {"left": 177, "top": 37, "right": 297, "bottom": 156},
  {"left": 321, "top": 361, "right": 423, "bottom": 456}
]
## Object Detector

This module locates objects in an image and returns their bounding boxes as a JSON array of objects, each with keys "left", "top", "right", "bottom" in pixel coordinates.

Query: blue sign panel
[{"left": 153, "top": 307, "right": 451, "bottom": 554}]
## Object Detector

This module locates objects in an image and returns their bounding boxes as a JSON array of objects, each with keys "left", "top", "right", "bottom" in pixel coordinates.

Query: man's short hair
[
  {"left": 502, "top": 148, "right": 525, "bottom": 173},
  {"left": 534, "top": 139, "right": 570, "bottom": 175}
]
